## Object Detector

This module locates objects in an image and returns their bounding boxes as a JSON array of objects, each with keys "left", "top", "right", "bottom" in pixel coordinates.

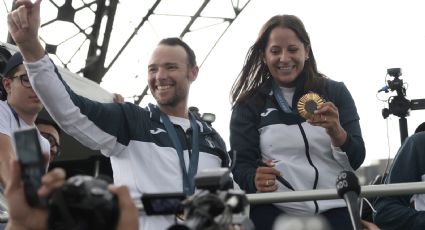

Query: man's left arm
[{"left": 374, "top": 134, "right": 425, "bottom": 230}]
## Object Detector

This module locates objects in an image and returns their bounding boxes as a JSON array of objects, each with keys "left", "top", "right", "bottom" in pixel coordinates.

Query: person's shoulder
[
  {"left": 409, "top": 132, "right": 425, "bottom": 143},
  {"left": 324, "top": 78, "right": 346, "bottom": 90},
  {"left": 234, "top": 79, "right": 272, "bottom": 109},
  {"left": 397, "top": 132, "right": 425, "bottom": 157},
  {"left": 119, "top": 101, "right": 149, "bottom": 112},
  {"left": 0, "top": 101, "right": 13, "bottom": 135},
  {"left": 0, "top": 100, "right": 8, "bottom": 107},
  {"left": 0, "top": 101, "right": 11, "bottom": 116},
  {"left": 235, "top": 90, "right": 268, "bottom": 111},
  {"left": 323, "top": 79, "right": 354, "bottom": 100},
  {"left": 105, "top": 102, "right": 152, "bottom": 124},
  {"left": 137, "top": 103, "right": 161, "bottom": 121}
]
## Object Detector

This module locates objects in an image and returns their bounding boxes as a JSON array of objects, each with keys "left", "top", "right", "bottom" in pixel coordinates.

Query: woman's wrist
[{"left": 330, "top": 127, "right": 347, "bottom": 147}]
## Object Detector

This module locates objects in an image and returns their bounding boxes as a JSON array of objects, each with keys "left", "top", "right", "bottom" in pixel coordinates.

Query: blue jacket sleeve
[
  {"left": 27, "top": 55, "right": 144, "bottom": 156},
  {"left": 328, "top": 81, "right": 365, "bottom": 169},
  {"left": 230, "top": 101, "right": 261, "bottom": 193},
  {"left": 374, "top": 133, "right": 425, "bottom": 230}
]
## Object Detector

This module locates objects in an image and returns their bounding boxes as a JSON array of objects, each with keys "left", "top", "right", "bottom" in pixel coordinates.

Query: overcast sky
[{"left": 2, "top": 0, "right": 425, "bottom": 167}]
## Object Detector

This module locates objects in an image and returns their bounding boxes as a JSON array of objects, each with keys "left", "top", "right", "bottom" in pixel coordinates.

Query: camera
[
  {"left": 387, "top": 68, "right": 401, "bottom": 78},
  {"left": 142, "top": 192, "right": 186, "bottom": 215},
  {"left": 380, "top": 67, "right": 425, "bottom": 143},
  {"left": 381, "top": 68, "right": 409, "bottom": 118},
  {"left": 178, "top": 168, "right": 247, "bottom": 230},
  {"left": 386, "top": 68, "right": 404, "bottom": 93},
  {"left": 48, "top": 175, "right": 119, "bottom": 230},
  {"left": 201, "top": 113, "right": 216, "bottom": 125},
  {"left": 142, "top": 168, "right": 252, "bottom": 230},
  {"left": 188, "top": 106, "right": 216, "bottom": 125}
]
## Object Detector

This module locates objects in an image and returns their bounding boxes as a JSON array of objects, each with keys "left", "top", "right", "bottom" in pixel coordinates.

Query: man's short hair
[
  {"left": 2, "top": 52, "right": 23, "bottom": 78},
  {"left": 0, "top": 47, "right": 12, "bottom": 101},
  {"left": 1, "top": 51, "right": 23, "bottom": 100},
  {"left": 0, "top": 45, "right": 12, "bottom": 76},
  {"left": 158, "top": 37, "right": 197, "bottom": 68},
  {"left": 35, "top": 118, "right": 62, "bottom": 135},
  {"left": 0, "top": 78, "right": 6, "bottom": 101}
]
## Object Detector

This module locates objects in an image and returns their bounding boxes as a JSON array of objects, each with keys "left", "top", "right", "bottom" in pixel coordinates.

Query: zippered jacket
[
  {"left": 374, "top": 132, "right": 425, "bottom": 230},
  {"left": 230, "top": 76, "right": 365, "bottom": 214},
  {"left": 26, "top": 55, "right": 229, "bottom": 230}
]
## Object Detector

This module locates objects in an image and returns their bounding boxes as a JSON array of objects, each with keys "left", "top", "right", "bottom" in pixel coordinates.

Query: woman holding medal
[{"left": 229, "top": 15, "right": 365, "bottom": 230}]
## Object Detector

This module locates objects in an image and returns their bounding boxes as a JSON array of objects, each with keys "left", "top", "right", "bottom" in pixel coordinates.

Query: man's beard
[
  {"left": 156, "top": 94, "right": 179, "bottom": 107},
  {"left": 152, "top": 74, "right": 190, "bottom": 107}
]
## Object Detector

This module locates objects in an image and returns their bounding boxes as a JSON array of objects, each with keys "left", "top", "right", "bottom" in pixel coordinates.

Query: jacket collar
[{"left": 147, "top": 103, "right": 213, "bottom": 134}]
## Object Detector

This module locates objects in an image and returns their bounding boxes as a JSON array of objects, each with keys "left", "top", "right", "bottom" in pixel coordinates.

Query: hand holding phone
[{"left": 13, "top": 127, "right": 46, "bottom": 207}]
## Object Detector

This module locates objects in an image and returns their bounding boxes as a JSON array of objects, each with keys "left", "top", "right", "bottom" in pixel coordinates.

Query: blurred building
[{"left": 356, "top": 159, "right": 393, "bottom": 185}]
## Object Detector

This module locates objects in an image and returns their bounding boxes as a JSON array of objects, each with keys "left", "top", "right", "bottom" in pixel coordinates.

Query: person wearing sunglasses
[
  {"left": 35, "top": 118, "right": 61, "bottom": 162},
  {"left": 7, "top": 1, "right": 230, "bottom": 229},
  {"left": 0, "top": 51, "right": 50, "bottom": 187}
]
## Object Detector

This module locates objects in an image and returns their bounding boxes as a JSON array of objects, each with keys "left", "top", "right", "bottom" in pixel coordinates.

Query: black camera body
[
  {"left": 194, "top": 168, "right": 233, "bottom": 192},
  {"left": 387, "top": 68, "right": 401, "bottom": 78},
  {"left": 48, "top": 175, "right": 119, "bottom": 230},
  {"left": 383, "top": 95, "right": 411, "bottom": 118},
  {"left": 141, "top": 168, "right": 250, "bottom": 230},
  {"left": 386, "top": 68, "right": 404, "bottom": 93},
  {"left": 380, "top": 67, "right": 425, "bottom": 143},
  {"left": 169, "top": 168, "right": 249, "bottom": 230},
  {"left": 382, "top": 67, "right": 409, "bottom": 118}
]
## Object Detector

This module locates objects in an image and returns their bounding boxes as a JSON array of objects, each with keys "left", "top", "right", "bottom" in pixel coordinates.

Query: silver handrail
[{"left": 247, "top": 181, "right": 425, "bottom": 204}]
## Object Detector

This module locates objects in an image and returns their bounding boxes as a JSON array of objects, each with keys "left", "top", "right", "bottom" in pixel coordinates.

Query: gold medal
[{"left": 297, "top": 92, "right": 325, "bottom": 120}]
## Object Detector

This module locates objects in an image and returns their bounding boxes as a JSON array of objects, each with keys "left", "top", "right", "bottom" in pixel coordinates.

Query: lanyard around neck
[
  {"left": 7, "top": 103, "right": 21, "bottom": 128},
  {"left": 271, "top": 80, "right": 294, "bottom": 114},
  {"left": 160, "top": 112, "right": 200, "bottom": 195}
]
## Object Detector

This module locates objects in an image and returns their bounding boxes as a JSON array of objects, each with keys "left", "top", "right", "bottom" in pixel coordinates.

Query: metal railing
[{"left": 247, "top": 181, "right": 425, "bottom": 204}]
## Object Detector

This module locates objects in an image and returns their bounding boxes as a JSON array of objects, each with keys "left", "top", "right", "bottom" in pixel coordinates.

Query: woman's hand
[
  {"left": 308, "top": 102, "right": 347, "bottom": 147},
  {"left": 254, "top": 160, "right": 281, "bottom": 193}
]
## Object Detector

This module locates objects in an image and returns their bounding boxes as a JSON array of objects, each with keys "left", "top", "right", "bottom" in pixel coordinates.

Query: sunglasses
[
  {"left": 40, "top": 131, "right": 61, "bottom": 157},
  {"left": 9, "top": 73, "right": 31, "bottom": 88}
]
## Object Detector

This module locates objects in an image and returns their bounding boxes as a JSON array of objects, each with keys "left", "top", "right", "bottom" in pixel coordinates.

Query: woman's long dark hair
[{"left": 230, "top": 15, "right": 326, "bottom": 107}]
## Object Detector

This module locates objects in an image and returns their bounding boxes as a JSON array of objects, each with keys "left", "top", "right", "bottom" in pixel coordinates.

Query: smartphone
[
  {"left": 13, "top": 127, "right": 46, "bottom": 207},
  {"left": 141, "top": 193, "right": 186, "bottom": 215}
]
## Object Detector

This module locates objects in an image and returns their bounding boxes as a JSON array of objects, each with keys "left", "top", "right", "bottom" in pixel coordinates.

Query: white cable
[{"left": 362, "top": 197, "right": 377, "bottom": 214}]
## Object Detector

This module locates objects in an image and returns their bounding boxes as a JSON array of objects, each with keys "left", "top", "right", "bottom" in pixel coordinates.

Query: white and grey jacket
[
  {"left": 230, "top": 76, "right": 365, "bottom": 214},
  {"left": 26, "top": 55, "right": 229, "bottom": 230}
]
